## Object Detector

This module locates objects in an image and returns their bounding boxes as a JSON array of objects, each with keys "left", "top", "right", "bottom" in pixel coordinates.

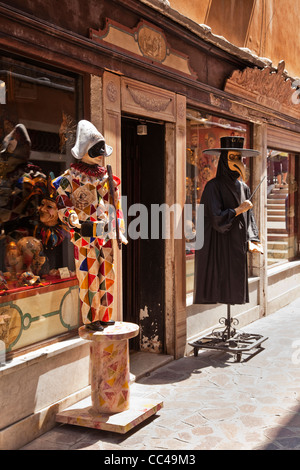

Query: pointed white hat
[{"left": 71, "top": 120, "right": 113, "bottom": 159}]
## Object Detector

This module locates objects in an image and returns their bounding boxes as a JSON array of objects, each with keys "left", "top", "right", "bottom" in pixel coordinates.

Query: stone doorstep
[{"left": 130, "top": 351, "right": 173, "bottom": 381}]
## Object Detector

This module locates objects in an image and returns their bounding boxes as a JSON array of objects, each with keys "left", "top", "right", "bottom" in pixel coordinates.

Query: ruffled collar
[
  {"left": 33, "top": 223, "right": 67, "bottom": 248},
  {"left": 70, "top": 162, "right": 106, "bottom": 178}
]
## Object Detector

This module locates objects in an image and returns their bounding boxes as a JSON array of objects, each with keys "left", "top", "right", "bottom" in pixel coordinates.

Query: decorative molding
[
  {"left": 121, "top": 77, "right": 176, "bottom": 122},
  {"left": 90, "top": 18, "right": 197, "bottom": 79},
  {"left": 177, "top": 101, "right": 185, "bottom": 121},
  {"left": 225, "top": 61, "right": 300, "bottom": 119},
  {"left": 127, "top": 86, "right": 171, "bottom": 113},
  {"left": 138, "top": 23, "right": 167, "bottom": 62},
  {"left": 106, "top": 80, "right": 118, "bottom": 103},
  {"left": 267, "top": 125, "right": 300, "bottom": 153}
]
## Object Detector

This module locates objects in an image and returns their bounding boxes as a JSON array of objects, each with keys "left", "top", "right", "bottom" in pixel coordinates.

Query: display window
[
  {"left": 267, "top": 150, "right": 299, "bottom": 267},
  {"left": 185, "top": 109, "right": 251, "bottom": 302},
  {"left": 0, "top": 55, "right": 81, "bottom": 355}
]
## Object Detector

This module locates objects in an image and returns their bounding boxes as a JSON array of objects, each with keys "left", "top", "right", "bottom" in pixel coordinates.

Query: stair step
[
  {"left": 267, "top": 215, "right": 285, "bottom": 222},
  {"left": 267, "top": 199, "right": 286, "bottom": 205},
  {"left": 267, "top": 183, "right": 291, "bottom": 262},
  {"left": 267, "top": 212, "right": 285, "bottom": 218},
  {"left": 267, "top": 228, "right": 288, "bottom": 234},
  {"left": 267, "top": 259, "right": 287, "bottom": 266},
  {"left": 268, "top": 260, "right": 278, "bottom": 266},
  {"left": 268, "top": 237, "right": 288, "bottom": 244},
  {"left": 268, "top": 249, "right": 289, "bottom": 259},
  {"left": 267, "top": 224, "right": 286, "bottom": 231},
  {"left": 268, "top": 231, "right": 288, "bottom": 237},
  {"left": 267, "top": 207, "right": 285, "bottom": 213},
  {"left": 267, "top": 197, "right": 287, "bottom": 203},
  {"left": 268, "top": 242, "right": 289, "bottom": 250}
]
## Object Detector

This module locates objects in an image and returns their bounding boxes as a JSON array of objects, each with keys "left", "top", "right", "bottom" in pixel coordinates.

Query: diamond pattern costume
[{"left": 53, "top": 161, "right": 126, "bottom": 325}]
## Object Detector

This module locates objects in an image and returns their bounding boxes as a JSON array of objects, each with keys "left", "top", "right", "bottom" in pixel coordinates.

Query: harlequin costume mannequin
[
  {"left": 53, "top": 120, "right": 127, "bottom": 331},
  {"left": 194, "top": 136, "right": 263, "bottom": 305}
]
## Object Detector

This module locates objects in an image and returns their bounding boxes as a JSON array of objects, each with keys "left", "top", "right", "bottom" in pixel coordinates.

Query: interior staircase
[{"left": 267, "top": 184, "right": 289, "bottom": 266}]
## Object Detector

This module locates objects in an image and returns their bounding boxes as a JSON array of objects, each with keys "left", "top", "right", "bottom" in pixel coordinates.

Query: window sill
[
  {"left": 0, "top": 334, "right": 85, "bottom": 378},
  {"left": 267, "top": 259, "right": 300, "bottom": 277},
  {"left": 0, "top": 276, "right": 78, "bottom": 302}
]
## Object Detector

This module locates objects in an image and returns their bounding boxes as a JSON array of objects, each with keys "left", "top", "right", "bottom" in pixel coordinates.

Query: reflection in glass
[
  {"left": 0, "top": 55, "right": 79, "bottom": 354},
  {"left": 0, "top": 56, "right": 77, "bottom": 292},
  {"left": 185, "top": 110, "right": 250, "bottom": 303},
  {"left": 267, "top": 150, "right": 298, "bottom": 266}
]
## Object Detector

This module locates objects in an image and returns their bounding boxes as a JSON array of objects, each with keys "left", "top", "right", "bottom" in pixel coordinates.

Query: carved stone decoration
[
  {"left": 210, "top": 93, "right": 223, "bottom": 108},
  {"left": 90, "top": 19, "right": 197, "bottom": 79},
  {"left": 177, "top": 101, "right": 185, "bottom": 120},
  {"left": 121, "top": 77, "right": 176, "bottom": 122},
  {"left": 106, "top": 81, "right": 118, "bottom": 103},
  {"left": 137, "top": 24, "right": 167, "bottom": 62},
  {"left": 225, "top": 61, "right": 300, "bottom": 119},
  {"left": 127, "top": 85, "right": 171, "bottom": 113}
]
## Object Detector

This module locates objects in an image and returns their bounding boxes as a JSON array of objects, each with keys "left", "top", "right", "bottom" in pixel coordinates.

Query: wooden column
[
  {"left": 253, "top": 123, "right": 268, "bottom": 317},
  {"left": 174, "top": 94, "right": 187, "bottom": 358},
  {"left": 102, "top": 71, "right": 123, "bottom": 322},
  {"left": 165, "top": 122, "right": 176, "bottom": 356}
]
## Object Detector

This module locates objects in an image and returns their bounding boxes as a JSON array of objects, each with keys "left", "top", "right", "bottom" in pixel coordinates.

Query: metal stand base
[{"left": 189, "top": 305, "right": 268, "bottom": 362}]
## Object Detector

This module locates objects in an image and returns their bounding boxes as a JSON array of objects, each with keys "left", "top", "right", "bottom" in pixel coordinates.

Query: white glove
[{"left": 69, "top": 212, "right": 81, "bottom": 228}]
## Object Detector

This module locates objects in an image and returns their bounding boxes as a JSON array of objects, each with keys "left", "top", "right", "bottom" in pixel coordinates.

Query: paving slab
[{"left": 20, "top": 298, "right": 300, "bottom": 451}]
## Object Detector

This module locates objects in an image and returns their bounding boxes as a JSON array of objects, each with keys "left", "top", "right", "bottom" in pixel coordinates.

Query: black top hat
[{"left": 203, "top": 136, "right": 260, "bottom": 157}]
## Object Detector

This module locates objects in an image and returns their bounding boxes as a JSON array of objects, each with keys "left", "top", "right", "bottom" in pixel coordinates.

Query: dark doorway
[{"left": 121, "top": 117, "right": 165, "bottom": 352}]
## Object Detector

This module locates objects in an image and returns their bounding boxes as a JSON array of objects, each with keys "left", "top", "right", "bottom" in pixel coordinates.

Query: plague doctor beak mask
[
  {"left": 202, "top": 136, "right": 260, "bottom": 181},
  {"left": 227, "top": 151, "right": 246, "bottom": 181},
  {"left": 71, "top": 120, "right": 113, "bottom": 161}
]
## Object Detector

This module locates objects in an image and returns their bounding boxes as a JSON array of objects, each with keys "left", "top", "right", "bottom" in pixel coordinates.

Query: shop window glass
[
  {"left": 0, "top": 56, "right": 80, "bottom": 356},
  {"left": 267, "top": 150, "right": 298, "bottom": 266},
  {"left": 185, "top": 109, "right": 250, "bottom": 304}
]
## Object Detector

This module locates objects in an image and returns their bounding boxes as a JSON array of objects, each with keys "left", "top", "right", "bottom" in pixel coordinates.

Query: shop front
[
  {"left": 186, "top": 61, "right": 300, "bottom": 345},
  {"left": 0, "top": 0, "right": 188, "bottom": 448},
  {"left": 1, "top": 0, "right": 300, "bottom": 449},
  {"left": 0, "top": 55, "right": 81, "bottom": 355}
]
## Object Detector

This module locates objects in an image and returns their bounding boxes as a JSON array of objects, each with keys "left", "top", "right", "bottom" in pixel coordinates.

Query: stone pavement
[{"left": 21, "top": 299, "right": 300, "bottom": 451}]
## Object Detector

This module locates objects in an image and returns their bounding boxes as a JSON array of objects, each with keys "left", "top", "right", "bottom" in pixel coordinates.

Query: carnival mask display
[
  {"left": 17, "top": 236, "right": 46, "bottom": 275},
  {"left": 38, "top": 198, "right": 59, "bottom": 227},
  {"left": 0, "top": 123, "right": 31, "bottom": 174},
  {"left": 5, "top": 241, "right": 23, "bottom": 279}
]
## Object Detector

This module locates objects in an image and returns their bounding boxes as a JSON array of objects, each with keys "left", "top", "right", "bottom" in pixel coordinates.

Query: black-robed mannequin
[{"left": 194, "top": 136, "right": 262, "bottom": 305}]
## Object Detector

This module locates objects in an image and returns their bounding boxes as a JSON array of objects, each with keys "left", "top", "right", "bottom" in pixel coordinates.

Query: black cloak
[{"left": 194, "top": 152, "right": 260, "bottom": 305}]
